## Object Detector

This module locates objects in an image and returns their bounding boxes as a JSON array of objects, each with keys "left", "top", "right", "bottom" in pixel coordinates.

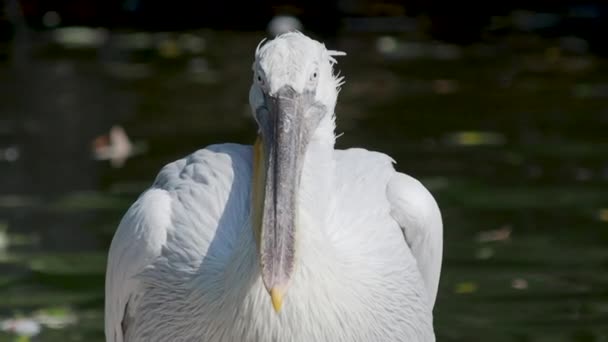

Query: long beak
[{"left": 252, "top": 85, "right": 325, "bottom": 313}]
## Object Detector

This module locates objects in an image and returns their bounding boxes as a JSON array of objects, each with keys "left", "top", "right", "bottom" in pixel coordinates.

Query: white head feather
[{"left": 248, "top": 31, "right": 346, "bottom": 124}]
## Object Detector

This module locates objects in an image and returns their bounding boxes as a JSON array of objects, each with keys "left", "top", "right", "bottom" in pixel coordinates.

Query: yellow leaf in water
[
  {"left": 445, "top": 131, "right": 506, "bottom": 146},
  {"left": 598, "top": 209, "right": 608, "bottom": 222},
  {"left": 455, "top": 281, "right": 478, "bottom": 294}
]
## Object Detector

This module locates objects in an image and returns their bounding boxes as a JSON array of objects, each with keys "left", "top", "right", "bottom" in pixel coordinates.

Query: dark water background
[{"left": 0, "top": 6, "right": 608, "bottom": 342}]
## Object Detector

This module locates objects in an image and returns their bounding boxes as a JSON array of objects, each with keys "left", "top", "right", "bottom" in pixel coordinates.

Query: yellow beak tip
[{"left": 270, "top": 288, "right": 283, "bottom": 313}]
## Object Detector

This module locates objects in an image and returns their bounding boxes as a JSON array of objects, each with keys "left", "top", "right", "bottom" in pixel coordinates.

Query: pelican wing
[
  {"left": 105, "top": 188, "right": 171, "bottom": 342},
  {"left": 105, "top": 144, "right": 253, "bottom": 342},
  {"left": 387, "top": 172, "right": 443, "bottom": 308},
  {"left": 105, "top": 186, "right": 173, "bottom": 342}
]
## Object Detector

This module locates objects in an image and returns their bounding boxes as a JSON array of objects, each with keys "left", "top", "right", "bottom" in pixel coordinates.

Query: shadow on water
[{"left": 0, "top": 14, "right": 607, "bottom": 342}]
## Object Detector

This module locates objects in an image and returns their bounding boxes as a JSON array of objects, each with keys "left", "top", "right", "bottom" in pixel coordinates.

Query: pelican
[{"left": 105, "top": 31, "right": 443, "bottom": 342}]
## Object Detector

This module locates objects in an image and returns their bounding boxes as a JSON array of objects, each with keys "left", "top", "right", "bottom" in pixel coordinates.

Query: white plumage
[{"left": 105, "top": 31, "right": 443, "bottom": 342}]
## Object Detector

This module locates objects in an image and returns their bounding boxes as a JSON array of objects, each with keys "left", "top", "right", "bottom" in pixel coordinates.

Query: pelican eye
[
  {"left": 257, "top": 75, "right": 264, "bottom": 85},
  {"left": 307, "top": 67, "right": 319, "bottom": 87}
]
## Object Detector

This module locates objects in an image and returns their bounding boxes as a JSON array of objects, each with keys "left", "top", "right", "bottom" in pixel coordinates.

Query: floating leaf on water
[
  {"left": 476, "top": 225, "right": 512, "bottom": 243},
  {"left": 444, "top": 131, "right": 506, "bottom": 146},
  {"left": 157, "top": 37, "right": 181, "bottom": 59},
  {"left": 598, "top": 209, "right": 608, "bottom": 222},
  {"left": 455, "top": 281, "right": 478, "bottom": 294},
  {"left": 511, "top": 278, "right": 529, "bottom": 290},
  {"left": 34, "top": 306, "right": 77, "bottom": 329},
  {"left": 92, "top": 125, "right": 148, "bottom": 168},
  {"left": 0, "top": 318, "right": 41, "bottom": 337},
  {"left": 475, "top": 247, "right": 494, "bottom": 260},
  {"left": 0, "top": 146, "right": 19, "bottom": 162},
  {"left": 52, "top": 26, "right": 108, "bottom": 49},
  {"left": 376, "top": 36, "right": 398, "bottom": 55},
  {"left": 0, "top": 307, "right": 77, "bottom": 338}
]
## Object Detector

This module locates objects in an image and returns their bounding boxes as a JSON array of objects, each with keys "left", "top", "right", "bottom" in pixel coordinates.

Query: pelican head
[{"left": 249, "top": 32, "right": 345, "bottom": 313}]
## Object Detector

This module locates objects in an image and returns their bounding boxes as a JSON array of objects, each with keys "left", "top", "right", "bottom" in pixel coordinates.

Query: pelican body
[{"left": 105, "top": 32, "right": 443, "bottom": 342}]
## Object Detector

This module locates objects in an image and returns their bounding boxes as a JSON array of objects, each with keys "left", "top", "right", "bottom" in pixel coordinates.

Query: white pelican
[{"left": 105, "top": 31, "right": 443, "bottom": 342}]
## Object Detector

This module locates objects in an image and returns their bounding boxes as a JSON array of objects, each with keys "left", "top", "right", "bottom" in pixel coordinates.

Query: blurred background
[{"left": 0, "top": 0, "right": 607, "bottom": 341}]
